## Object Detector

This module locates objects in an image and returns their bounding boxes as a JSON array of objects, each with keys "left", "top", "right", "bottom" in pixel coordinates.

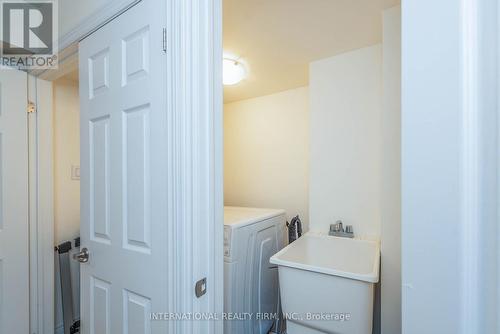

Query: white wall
[
  {"left": 224, "top": 87, "right": 309, "bottom": 229},
  {"left": 58, "top": 0, "right": 131, "bottom": 40},
  {"left": 402, "top": 1, "right": 462, "bottom": 332},
  {"left": 381, "top": 7, "right": 401, "bottom": 334},
  {"left": 309, "top": 45, "right": 382, "bottom": 238},
  {"left": 53, "top": 78, "right": 81, "bottom": 332},
  {"left": 59, "top": 0, "right": 107, "bottom": 37},
  {"left": 403, "top": 1, "right": 499, "bottom": 333}
]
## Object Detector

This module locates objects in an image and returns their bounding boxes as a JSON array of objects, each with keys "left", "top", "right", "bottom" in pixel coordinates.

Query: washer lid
[{"left": 224, "top": 206, "right": 285, "bottom": 229}]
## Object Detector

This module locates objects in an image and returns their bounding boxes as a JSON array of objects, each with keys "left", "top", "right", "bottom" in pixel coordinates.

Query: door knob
[{"left": 73, "top": 248, "right": 89, "bottom": 263}]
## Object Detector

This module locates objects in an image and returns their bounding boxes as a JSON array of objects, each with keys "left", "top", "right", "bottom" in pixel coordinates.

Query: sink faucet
[{"left": 329, "top": 220, "right": 354, "bottom": 238}]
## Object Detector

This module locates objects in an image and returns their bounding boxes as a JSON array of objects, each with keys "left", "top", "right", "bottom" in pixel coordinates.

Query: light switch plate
[{"left": 71, "top": 165, "right": 80, "bottom": 180}]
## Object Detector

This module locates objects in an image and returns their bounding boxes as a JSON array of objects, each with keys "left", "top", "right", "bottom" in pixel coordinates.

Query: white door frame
[
  {"left": 165, "top": 1, "right": 223, "bottom": 332},
  {"left": 27, "top": 75, "right": 55, "bottom": 334},
  {"left": 402, "top": 0, "right": 499, "bottom": 333},
  {"left": 31, "top": 0, "right": 223, "bottom": 333}
]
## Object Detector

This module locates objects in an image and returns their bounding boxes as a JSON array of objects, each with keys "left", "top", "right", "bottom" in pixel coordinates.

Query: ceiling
[
  {"left": 63, "top": 0, "right": 399, "bottom": 103},
  {"left": 223, "top": 0, "right": 399, "bottom": 103}
]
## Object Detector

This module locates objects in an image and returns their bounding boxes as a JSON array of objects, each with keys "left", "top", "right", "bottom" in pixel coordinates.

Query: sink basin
[{"left": 270, "top": 232, "right": 380, "bottom": 334}]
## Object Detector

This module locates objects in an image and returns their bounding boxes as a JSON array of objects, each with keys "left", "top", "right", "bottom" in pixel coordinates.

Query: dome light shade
[{"left": 223, "top": 58, "right": 246, "bottom": 85}]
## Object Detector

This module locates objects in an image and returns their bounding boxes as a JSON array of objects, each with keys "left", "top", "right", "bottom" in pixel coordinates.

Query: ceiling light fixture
[{"left": 223, "top": 58, "right": 246, "bottom": 85}]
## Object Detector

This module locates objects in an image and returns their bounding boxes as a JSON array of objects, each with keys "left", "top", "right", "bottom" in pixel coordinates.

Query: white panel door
[
  {"left": 79, "top": 1, "right": 168, "bottom": 333},
  {"left": 0, "top": 69, "right": 29, "bottom": 334}
]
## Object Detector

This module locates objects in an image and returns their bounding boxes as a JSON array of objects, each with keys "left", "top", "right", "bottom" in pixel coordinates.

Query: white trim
[
  {"left": 28, "top": 76, "right": 54, "bottom": 334},
  {"left": 28, "top": 74, "right": 38, "bottom": 334},
  {"left": 168, "top": 0, "right": 223, "bottom": 332},
  {"left": 213, "top": 0, "right": 224, "bottom": 329},
  {"left": 498, "top": 0, "right": 500, "bottom": 327},
  {"left": 460, "top": 0, "right": 480, "bottom": 332},
  {"left": 402, "top": 0, "right": 499, "bottom": 331},
  {"left": 460, "top": 0, "right": 499, "bottom": 332},
  {"left": 497, "top": 3, "right": 500, "bottom": 331}
]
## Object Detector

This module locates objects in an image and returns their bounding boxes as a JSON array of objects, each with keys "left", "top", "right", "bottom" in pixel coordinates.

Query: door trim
[
  {"left": 167, "top": 0, "right": 223, "bottom": 332},
  {"left": 28, "top": 75, "right": 55, "bottom": 334},
  {"left": 402, "top": 0, "right": 499, "bottom": 332},
  {"left": 460, "top": 0, "right": 499, "bottom": 332}
]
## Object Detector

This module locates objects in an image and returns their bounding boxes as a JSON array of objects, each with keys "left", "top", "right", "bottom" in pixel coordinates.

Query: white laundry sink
[{"left": 270, "top": 232, "right": 380, "bottom": 334}]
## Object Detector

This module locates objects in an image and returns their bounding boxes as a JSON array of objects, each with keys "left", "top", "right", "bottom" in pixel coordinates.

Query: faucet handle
[
  {"left": 329, "top": 221, "right": 354, "bottom": 238},
  {"left": 331, "top": 220, "right": 344, "bottom": 232}
]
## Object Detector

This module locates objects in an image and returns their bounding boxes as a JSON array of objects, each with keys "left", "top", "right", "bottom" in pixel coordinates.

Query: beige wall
[
  {"left": 53, "top": 79, "right": 80, "bottom": 244},
  {"left": 309, "top": 44, "right": 383, "bottom": 239},
  {"left": 53, "top": 78, "right": 81, "bottom": 332},
  {"left": 224, "top": 87, "right": 309, "bottom": 229}
]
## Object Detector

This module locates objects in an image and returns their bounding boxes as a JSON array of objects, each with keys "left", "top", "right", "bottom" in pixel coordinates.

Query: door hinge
[
  {"left": 162, "top": 28, "right": 167, "bottom": 53},
  {"left": 27, "top": 101, "right": 36, "bottom": 113}
]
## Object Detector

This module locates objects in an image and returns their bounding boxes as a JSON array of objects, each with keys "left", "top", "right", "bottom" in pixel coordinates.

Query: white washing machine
[{"left": 224, "top": 206, "right": 286, "bottom": 334}]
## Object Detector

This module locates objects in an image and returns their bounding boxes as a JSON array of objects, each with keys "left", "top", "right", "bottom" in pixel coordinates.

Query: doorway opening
[
  {"left": 52, "top": 73, "right": 81, "bottom": 334},
  {"left": 221, "top": 1, "right": 400, "bottom": 334}
]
